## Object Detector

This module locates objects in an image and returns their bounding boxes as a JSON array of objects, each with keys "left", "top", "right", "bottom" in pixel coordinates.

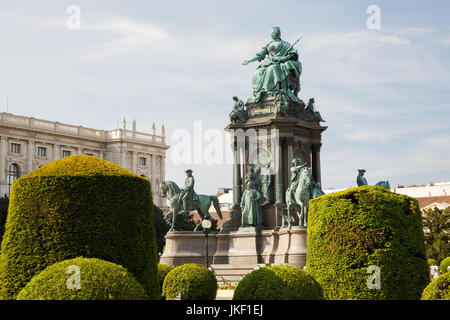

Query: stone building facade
[{"left": 0, "top": 112, "right": 169, "bottom": 207}]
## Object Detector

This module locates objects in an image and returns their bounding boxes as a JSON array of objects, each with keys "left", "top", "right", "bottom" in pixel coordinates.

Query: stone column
[
  {"left": 131, "top": 151, "right": 137, "bottom": 173},
  {"left": 161, "top": 155, "right": 166, "bottom": 181},
  {"left": 151, "top": 154, "right": 156, "bottom": 181},
  {"left": 286, "top": 138, "right": 294, "bottom": 183},
  {"left": 233, "top": 138, "right": 242, "bottom": 208},
  {"left": 53, "top": 144, "right": 60, "bottom": 161},
  {"left": 312, "top": 143, "right": 322, "bottom": 184},
  {"left": 0, "top": 137, "right": 6, "bottom": 183},
  {"left": 27, "top": 140, "right": 34, "bottom": 173},
  {"left": 121, "top": 146, "right": 127, "bottom": 168},
  {"left": 275, "top": 138, "right": 285, "bottom": 205}
]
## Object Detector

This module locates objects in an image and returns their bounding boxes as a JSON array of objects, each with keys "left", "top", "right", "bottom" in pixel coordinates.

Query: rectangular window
[
  {"left": 38, "top": 147, "right": 47, "bottom": 157},
  {"left": 10, "top": 143, "right": 20, "bottom": 153},
  {"left": 62, "top": 150, "right": 71, "bottom": 158},
  {"left": 140, "top": 157, "right": 147, "bottom": 166}
]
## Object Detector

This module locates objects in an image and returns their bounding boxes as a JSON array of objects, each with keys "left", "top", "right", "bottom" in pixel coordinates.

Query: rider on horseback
[
  {"left": 287, "top": 157, "right": 308, "bottom": 199},
  {"left": 180, "top": 169, "right": 199, "bottom": 214}
]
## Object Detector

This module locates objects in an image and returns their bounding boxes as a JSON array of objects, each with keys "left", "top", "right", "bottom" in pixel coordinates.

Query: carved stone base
[{"left": 160, "top": 227, "right": 307, "bottom": 276}]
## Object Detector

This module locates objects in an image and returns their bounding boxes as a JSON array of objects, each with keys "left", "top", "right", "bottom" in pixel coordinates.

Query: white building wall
[{"left": 0, "top": 112, "right": 169, "bottom": 207}]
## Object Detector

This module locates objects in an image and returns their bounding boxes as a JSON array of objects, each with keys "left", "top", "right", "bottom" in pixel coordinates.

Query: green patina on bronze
[{"left": 243, "top": 27, "right": 302, "bottom": 103}]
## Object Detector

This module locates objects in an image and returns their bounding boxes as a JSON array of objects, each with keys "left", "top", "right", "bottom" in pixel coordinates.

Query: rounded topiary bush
[
  {"left": 17, "top": 257, "right": 148, "bottom": 300},
  {"left": 158, "top": 264, "right": 174, "bottom": 293},
  {"left": 307, "top": 186, "right": 430, "bottom": 300},
  {"left": 421, "top": 272, "right": 450, "bottom": 300},
  {"left": 0, "top": 155, "right": 159, "bottom": 300},
  {"left": 428, "top": 259, "right": 438, "bottom": 266},
  {"left": 162, "top": 263, "right": 217, "bottom": 300},
  {"left": 267, "top": 265, "right": 324, "bottom": 300},
  {"left": 440, "top": 257, "right": 450, "bottom": 274},
  {"left": 233, "top": 267, "right": 287, "bottom": 300}
]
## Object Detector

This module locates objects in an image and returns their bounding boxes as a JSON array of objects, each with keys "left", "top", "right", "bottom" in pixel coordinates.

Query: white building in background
[{"left": 0, "top": 112, "right": 169, "bottom": 207}]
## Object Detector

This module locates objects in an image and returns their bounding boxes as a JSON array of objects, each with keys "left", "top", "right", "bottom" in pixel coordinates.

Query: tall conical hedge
[
  {"left": 0, "top": 155, "right": 159, "bottom": 299},
  {"left": 307, "top": 186, "right": 429, "bottom": 300}
]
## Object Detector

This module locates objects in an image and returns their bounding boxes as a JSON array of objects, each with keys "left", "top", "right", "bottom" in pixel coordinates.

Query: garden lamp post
[{"left": 202, "top": 217, "right": 212, "bottom": 269}]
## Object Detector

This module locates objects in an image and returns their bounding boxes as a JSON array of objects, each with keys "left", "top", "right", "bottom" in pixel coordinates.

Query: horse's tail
[{"left": 211, "top": 195, "right": 223, "bottom": 220}]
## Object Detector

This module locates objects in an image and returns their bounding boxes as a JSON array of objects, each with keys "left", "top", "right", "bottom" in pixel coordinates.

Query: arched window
[{"left": 7, "top": 163, "right": 20, "bottom": 193}]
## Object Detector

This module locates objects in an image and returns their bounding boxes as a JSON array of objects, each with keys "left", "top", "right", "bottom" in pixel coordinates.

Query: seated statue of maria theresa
[{"left": 243, "top": 27, "right": 302, "bottom": 103}]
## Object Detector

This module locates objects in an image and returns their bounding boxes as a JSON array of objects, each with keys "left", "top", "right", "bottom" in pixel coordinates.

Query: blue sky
[{"left": 0, "top": 0, "right": 449, "bottom": 194}]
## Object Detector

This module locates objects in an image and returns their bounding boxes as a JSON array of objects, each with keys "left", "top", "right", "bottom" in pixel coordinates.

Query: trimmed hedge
[
  {"left": 233, "top": 267, "right": 287, "bottom": 300},
  {"left": 17, "top": 257, "right": 148, "bottom": 300},
  {"left": 0, "top": 155, "right": 159, "bottom": 299},
  {"left": 440, "top": 257, "right": 450, "bottom": 274},
  {"left": 307, "top": 186, "right": 429, "bottom": 300},
  {"left": 162, "top": 263, "right": 217, "bottom": 300},
  {"left": 158, "top": 264, "right": 174, "bottom": 294},
  {"left": 267, "top": 265, "right": 324, "bottom": 300},
  {"left": 421, "top": 272, "right": 450, "bottom": 300}
]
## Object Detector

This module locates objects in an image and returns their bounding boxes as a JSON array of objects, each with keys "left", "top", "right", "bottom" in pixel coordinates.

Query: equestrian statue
[{"left": 160, "top": 169, "right": 223, "bottom": 232}]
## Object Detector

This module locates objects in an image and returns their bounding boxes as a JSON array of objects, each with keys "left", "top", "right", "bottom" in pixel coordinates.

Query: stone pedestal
[
  {"left": 160, "top": 226, "right": 307, "bottom": 272},
  {"left": 160, "top": 231, "right": 218, "bottom": 266},
  {"left": 228, "top": 227, "right": 259, "bottom": 265}
]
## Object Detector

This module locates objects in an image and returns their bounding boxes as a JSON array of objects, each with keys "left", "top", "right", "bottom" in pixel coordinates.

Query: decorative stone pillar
[
  {"left": 311, "top": 143, "right": 322, "bottom": 184},
  {"left": 27, "top": 141, "right": 34, "bottom": 173},
  {"left": 275, "top": 138, "right": 285, "bottom": 205},
  {"left": 53, "top": 144, "right": 60, "bottom": 161},
  {"left": 121, "top": 147, "right": 127, "bottom": 168},
  {"left": 286, "top": 138, "right": 294, "bottom": 183},
  {"left": 233, "top": 139, "right": 242, "bottom": 208},
  {"left": 131, "top": 151, "right": 137, "bottom": 172}
]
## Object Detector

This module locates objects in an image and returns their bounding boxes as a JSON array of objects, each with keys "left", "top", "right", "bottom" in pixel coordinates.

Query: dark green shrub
[
  {"left": 154, "top": 206, "right": 170, "bottom": 257},
  {"left": 267, "top": 265, "right": 324, "bottom": 300},
  {"left": 158, "top": 264, "right": 174, "bottom": 293},
  {"left": 0, "top": 155, "right": 159, "bottom": 299},
  {"left": 428, "top": 259, "right": 438, "bottom": 266},
  {"left": 17, "top": 257, "right": 148, "bottom": 300},
  {"left": 162, "top": 263, "right": 217, "bottom": 300},
  {"left": 421, "top": 272, "right": 450, "bottom": 300},
  {"left": 307, "top": 186, "right": 429, "bottom": 300},
  {"left": 233, "top": 267, "right": 287, "bottom": 300},
  {"left": 440, "top": 257, "right": 450, "bottom": 273},
  {"left": 0, "top": 195, "right": 8, "bottom": 245}
]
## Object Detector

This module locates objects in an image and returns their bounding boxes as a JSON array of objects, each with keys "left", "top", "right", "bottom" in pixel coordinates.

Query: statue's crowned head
[
  {"left": 271, "top": 26, "right": 281, "bottom": 39},
  {"left": 292, "top": 157, "right": 305, "bottom": 167}
]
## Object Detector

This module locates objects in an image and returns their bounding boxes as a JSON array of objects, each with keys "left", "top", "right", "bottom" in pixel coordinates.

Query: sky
[{"left": 0, "top": 0, "right": 449, "bottom": 194}]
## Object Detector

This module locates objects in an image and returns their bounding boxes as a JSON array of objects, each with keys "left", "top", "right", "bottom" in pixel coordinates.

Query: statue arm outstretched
[{"left": 242, "top": 46, "right": 268, "bottom": 65}]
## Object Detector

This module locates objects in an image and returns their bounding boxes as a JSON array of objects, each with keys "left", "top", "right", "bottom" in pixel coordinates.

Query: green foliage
[
  {"left": 267, "top": 265, "right": 324, "bottom": 300},
  {"left": 0, "top": 155, "right": 159, "bottom": 300},
  {"left": 162, "top": 263, "right": 217, "bottom": 300},
  {"left": 0, "top": 195, "right": 8, "bottom": 244},
  {"left": 233, "top": 267, "right": 287, "bottom": 300},
  {"left": 17, "top": 257, "right": 148, "bottom": 300},
  {"left": 421, "top": 272, "right": 450, "bottom": 300},
  {"left": 154, "top": 206, "right": 170, "bottom": 257},
  {"left": 307, "top": 186, "right": 430, "bottom": 300},
  {"left": 422, "top": 207, "right": 450, "bottom": 261},
  {"left": 158, "top": 264, "right": 174, "bottom": 294},
  {"left": 440, "top": 257, "right": 450, "bottom": 274},
  {"left": 428, "top": 259, "right": 438, "bottom": 266}
]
